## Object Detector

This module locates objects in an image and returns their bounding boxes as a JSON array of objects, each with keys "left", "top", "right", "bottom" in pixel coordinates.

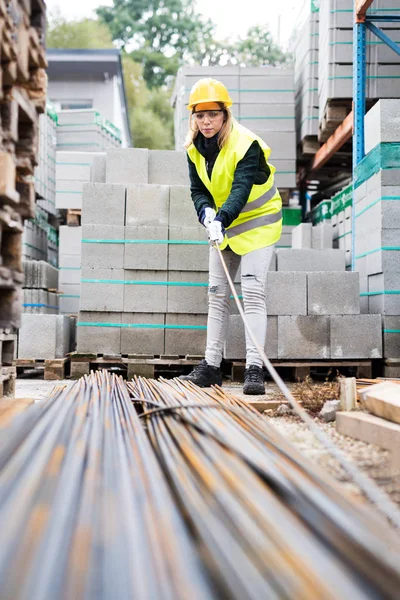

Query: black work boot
[
  {"left": 243, "top": 365, "right": 265, "bottom": 395},
  {"left": 179, "top": 359, "right": 222, "bottom": 387}
]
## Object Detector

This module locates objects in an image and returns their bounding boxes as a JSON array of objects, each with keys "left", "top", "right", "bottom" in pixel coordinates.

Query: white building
[{"left": 47, "top": 49, "right": 131, "bottom": 147}]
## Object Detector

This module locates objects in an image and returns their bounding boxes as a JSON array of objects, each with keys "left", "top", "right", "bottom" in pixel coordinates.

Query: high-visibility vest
[{"left": 187, "top": 123, "right": 282, "bottom": 255}]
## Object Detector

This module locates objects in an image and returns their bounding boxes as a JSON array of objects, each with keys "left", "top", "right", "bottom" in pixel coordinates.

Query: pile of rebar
[{"left": 1, "top": 371, "right": 400, "bottom": 599}]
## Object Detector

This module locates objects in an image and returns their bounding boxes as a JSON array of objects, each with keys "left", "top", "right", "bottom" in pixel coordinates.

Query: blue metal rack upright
[{"left": 352, "top": 0, "right": 400, "bottom": 271}]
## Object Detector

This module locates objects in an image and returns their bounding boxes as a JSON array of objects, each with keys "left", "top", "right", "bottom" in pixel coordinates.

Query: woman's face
[{"left": 193, "top": 104, "right": 225, "bottom": 138}]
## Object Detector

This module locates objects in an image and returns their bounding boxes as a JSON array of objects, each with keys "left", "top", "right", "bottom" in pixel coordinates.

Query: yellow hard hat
[{"left": 187, "top": 78, "right": 233, "bottom": 111}]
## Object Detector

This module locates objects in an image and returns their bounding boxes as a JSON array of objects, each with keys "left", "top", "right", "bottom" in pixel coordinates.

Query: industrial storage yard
[{"left": 1, "top": 0, "right": 400, "bottom": 597}]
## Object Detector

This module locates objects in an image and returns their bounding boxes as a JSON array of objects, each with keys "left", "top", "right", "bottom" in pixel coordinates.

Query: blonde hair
[{"left": 184, "top": 104, "right": 234, "bottom": 149}]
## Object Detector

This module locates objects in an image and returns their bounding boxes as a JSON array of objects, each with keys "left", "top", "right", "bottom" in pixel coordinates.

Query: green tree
[
  {"left": 96, "top": 0, "right": 215, "bottom": 88},
  {"left": 47, "top": 15, "right": 115, "bottom": 49},
  {"left": 233, "top": 25, "right": 290, "bottom": 66}
]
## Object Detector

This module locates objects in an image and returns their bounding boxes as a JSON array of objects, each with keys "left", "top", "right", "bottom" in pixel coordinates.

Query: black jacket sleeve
[
  {"left": 187, "top": 154, "right": 214, "bottom": 220},
  {"left": 217, "top": 141, "right": 267, "bottom": 229}
]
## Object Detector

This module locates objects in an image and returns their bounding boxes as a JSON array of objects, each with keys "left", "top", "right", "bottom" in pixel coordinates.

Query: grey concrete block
[
  {"left": 106, "top": 148, "right": 149, "bottom": 184},
  {"left": 164, "top": 314, "right": 207, "bottom": 355},
  {"left": 312, "top": 222, "right": 333, "bottom": 250},
  {"left": 224, "top": 315, "right": 278, "bottom": 359},
  {"left": 266, "top": 272, "right": 307, "bottom": 315},
  {"left": 169, "top": 185, "right": 202, "bottom": 229},
  {"left": 81, "top": 225, "right": 125, "bottom": 269},
  {"left": 77, "top": 311, "right": 121, "bottom": 354},
  {"left": 331, "top": 315, "right": 382, "bottom": 359},
  {"left": 124, "top": 226, "right": 168, "bottom": 270},
  {"left": 276, "top": 249, "right": 345, "bottom": 272},
  {"left": 168, "top": 226, "right": 209, "bottom": 271},
  {"left": 60, "top": 295, "right": 80, "bottom": 315},
  {"left": 308, "top": 272, "right": 360, "bottom": 315},
  {"left": 167, "top": 271, "right": 208, "bottom": 314},
  {"left": 369, "top": 272, "right": 400, "bottom": 315},
  {"left": 59, "top": 226, "right": 82, "bottom": 255},
  {"left": 82, "top": 183, "right": 126, "bottom": 226},
  {"left": 90, "top": 153, "right": 106, "bottom": 183},
  {"left": 278, "top": 316, "right": 330, "bottom": 359},
  {"left": 367, "top": 249, "right": 400, "bottom": 276},
  {"left": 80, "top": 268, "right": 124, "bottom": 311},
  {"left": 124, "top": 270, "right": 167, "bottom": 312},
  {"left": 365, "top": 99, "right": 400, "bottom": 155},
  {"left": 383, "top": 316, "right": 400, "bottom": 359},
  {"left": 59, "top": 266, "right": 81, "bottom": 285},
  {"left": 18, "top": 314, "right": 71, "bottom": 359},
  {"left": 125, "top": 184, "right": 169, "bottom": 226},
  {"left": 120, "top": 313, "right": 165, "bottom": 355},
  {"left": 291, "top": 223, "right": 312, "bottom": 249},
  {"left": 59, "top": 254, "right": 81, "bottom": 269},
  {"left": 149, "top": 150, "right": 189, "bottom": 185}
]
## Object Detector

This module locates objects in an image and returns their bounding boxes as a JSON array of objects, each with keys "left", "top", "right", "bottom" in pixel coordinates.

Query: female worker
[{"left": 180, "top": 78, "right": 282, "bottom": 395}]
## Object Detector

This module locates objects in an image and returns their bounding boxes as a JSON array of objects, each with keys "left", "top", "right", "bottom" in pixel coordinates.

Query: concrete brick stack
[
  {"left": 56, "top": 109, "right": 122, "bottom": 153},
  {"left": 225, "top": 249, "right": 383, "bottom": 360},
  {"left": 319, "top": 0, "right": 400, "bottom": 141},
  {"left": 58, "top": 225, "right": 82, "bottom": 316},
  {"left": 77, "top": 148, "right": 210, "bottom": 356},
  {"left": 353, "top": 100, "right": 400, "bottom": 366},
  {"left": 294, "top": 3, "right": 319, "bottom": 152},
  {"left": 17, "top": 314, "right": 74, "bottom": 360},
  {"left": 22, "top": 260, "right": 59, "bottom": 315},
  {"left": 55, "top": 151, "right": 106, "bottom": 210},
  {"left": 34, "top": 106, "right": 57, "bottom": 216},
  {"left": 0, "top": 0, "right": 48, "bottom": 392},
  {"left": 172, "top": 66, "right": 296, "bottom": 195}
]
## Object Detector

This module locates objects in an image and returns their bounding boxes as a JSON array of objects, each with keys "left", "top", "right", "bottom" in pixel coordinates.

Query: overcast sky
[{"left": 46, "top": 0, "right": 301, "bottom": 48}]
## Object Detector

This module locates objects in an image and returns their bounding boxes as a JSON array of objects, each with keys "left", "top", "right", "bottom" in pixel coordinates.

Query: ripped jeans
[{"left": 205, "top": 244, "right": 275, "bottom": 369}]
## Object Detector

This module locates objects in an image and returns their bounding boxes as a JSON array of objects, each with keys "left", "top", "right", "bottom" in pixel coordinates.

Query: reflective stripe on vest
[
  {"left": 240, "top": 185, "right": 277, "bottom": 214},
  {"left": 226, "top": 210, "right": 283, "bottom": 237}
]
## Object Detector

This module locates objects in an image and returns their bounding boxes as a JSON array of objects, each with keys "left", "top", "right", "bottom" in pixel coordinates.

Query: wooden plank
[
  {"left": 340, "top": 377, "right": 357, "bottom": 411},
  {"left": 311, "top": 112, "right": 353, "bottom": 174}
]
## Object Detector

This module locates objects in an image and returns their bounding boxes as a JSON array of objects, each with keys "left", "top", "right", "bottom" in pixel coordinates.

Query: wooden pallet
[
  {"left": 69, "top": 353, "right": 203, "bottom": 380},
  {"left": 66, "top": 209, "right": 81, "bottom": 226},
  {"left": 231, "top": 359, "right": 373, "bottom": 382},
  {"left": 15, "top": 357, "right": 70, "bottom": 380}
]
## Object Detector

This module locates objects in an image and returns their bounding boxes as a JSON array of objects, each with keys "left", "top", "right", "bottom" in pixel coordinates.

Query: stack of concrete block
[
  {"left": 55, "top": 151, "right": 106, "bottom": 210},
  {"left": 318, "top": 0, "right": 400, "bottom": 140},
  {"left": 353, "top": 100, "right": 400, "bottom": 365},
  {"left": 330, "top": 184, "right": 352, "bottom": 268},
  {"left": 294, "top": 5, "right": 319, "bottom": 150},
  {"left": 17, "top": 314, "right": 74, "bottom": 359},
  {"left": 58, "top": 226, "right": 82, "bottom": 315},
  {"left": 78, "top": 148, "right": 210, "bottom": 356},
  {"left": 56, "top": 110, "right": 122, "bottom": 152},
  {"left": 291, "top": 220, "right": 333, "bottom": 250},
  {"left": 172, "top": 66, "right": 296, "bottom": 193},
  {"left": 225, "top": 249, "right": 383, "bottom": 360},
  {"left": 34, "top": 107, "right": 57, "bottom": 216},
  {"left": 22, "top": 260, "right": 59, "bottom": 315}
]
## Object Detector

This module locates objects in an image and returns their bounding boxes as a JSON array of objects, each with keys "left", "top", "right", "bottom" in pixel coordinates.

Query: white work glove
[
  {"left": 202, "top": 207, "right": 216, "bottom": 227},
  {"left": 207, "top": 219, "right": 225, "bottom": 245}
]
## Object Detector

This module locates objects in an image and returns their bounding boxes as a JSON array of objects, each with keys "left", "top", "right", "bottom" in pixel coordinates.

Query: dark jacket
[{"left": 187, "top": 132, "right": 271, "bottom": 229}]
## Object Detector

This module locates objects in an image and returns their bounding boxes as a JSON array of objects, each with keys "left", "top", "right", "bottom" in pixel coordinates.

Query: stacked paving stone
[
  {"left": 56, "top": 109, "right": 122, "bottom": 153},
  {"left": 225, "top": 249, "right": 382, "bottom": 360},
  {"left": 319, "top": 0, "right": 400, "bottom": 141},
  {"left": 172, "top": 66, "right": 296, "bottom": 196},
  {"left": 22, "top": 260, "right": 59, "bottom": 315},
  {"left": 353, "top": 100, "right": 400, "bottom": 368},
  {"left": 0, "top": 0, "right": 48, "bottom": 394},
  {"left": 34, "top": 105, "right": 57, "bottom": 215},
  {"left": 294, "top": 3, "right": 319, "bottom": 153},
  {"left": 58, "top": 225, "right": 82, "bottom": 316},
  {"left": 77, "top": 148, "right": 210, "bottom": 356}
]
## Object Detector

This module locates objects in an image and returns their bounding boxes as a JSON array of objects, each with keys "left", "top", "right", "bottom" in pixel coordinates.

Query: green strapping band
[
  {"left": 384, "top": 330, "right": 400, "bottom": 334},
  {"left": 82, "top": 239, "right": 209, "bottom": 245},
  {"left": 354, "top": 143, "right": 400, "bottom": 188},
  {"left": 81, "top": 279, "right": 208, "bottom": 287},
  {"left": 360, "top": 291, "right": 400, "bottom": 297},
  {"left": 355, "top": 246, "right": 400, "bottom": 259},
  {"left": 56, "top": 162, "right": 92, "bottom": 166},
  {"left": 77, "top": 322, "right": 207, "bottom": 330},
  {"left": 337, "top": 231, "right": 352, "bottom": 239},
  {"left": 59, "top": 267, "right": 81, "bottom": 270},
  {"left": 355, "top": 196, "right": 400, "bottom": 219},
  {"left": 61, "top": 295, "right": 81, "bottom": 298}
]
